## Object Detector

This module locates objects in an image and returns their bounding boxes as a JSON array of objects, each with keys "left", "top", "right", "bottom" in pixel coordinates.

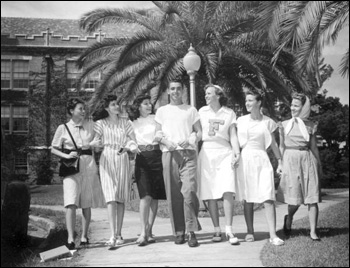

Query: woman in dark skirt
[{"left": 130, "top": 94, "right": 166, "bottom": 246}]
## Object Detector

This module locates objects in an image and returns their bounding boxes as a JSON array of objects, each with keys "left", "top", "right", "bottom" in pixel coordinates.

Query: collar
[{"left": 68, "top": 119, "right": 84, "bottom": 128}]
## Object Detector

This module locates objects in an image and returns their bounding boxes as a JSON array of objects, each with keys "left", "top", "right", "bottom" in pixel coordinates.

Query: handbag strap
[{"left": 63, "top": 124, "right": 79, "bottom": 151}]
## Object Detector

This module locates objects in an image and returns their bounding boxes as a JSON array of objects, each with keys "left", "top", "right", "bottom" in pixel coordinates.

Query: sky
[{"left": 1, "top": 1, "right": 349, "bottom": 105}]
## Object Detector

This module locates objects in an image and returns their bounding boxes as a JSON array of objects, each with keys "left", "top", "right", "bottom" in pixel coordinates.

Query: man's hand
[{"left": 164, "top": 140, "right": 178, "bottom": 151}]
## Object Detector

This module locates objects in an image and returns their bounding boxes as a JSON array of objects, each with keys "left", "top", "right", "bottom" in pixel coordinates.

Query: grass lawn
[
  {"left": 260, "top": 199, "right": 349, "bottom": 267},
  {"left": 1, "top": 207, "right": 84, "bottom": 267}
]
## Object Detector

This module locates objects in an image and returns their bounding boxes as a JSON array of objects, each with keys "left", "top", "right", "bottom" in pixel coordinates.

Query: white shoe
[
  {"left": 269, "top": 237, "right": 284, "bottom": 246},
  {"left": 105, "top": 237, "right": 116, "bottom": 248},
  {"left": 115, "top": 236, "right": 124, "bottom": 245},
  {"left": 226, "top": 233, "right": 239, "bottom": 245}
]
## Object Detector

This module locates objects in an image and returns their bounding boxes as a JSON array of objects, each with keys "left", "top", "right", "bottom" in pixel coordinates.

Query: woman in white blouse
[{"left": 130, "top": 94, "right": 166, "bottom": 246}]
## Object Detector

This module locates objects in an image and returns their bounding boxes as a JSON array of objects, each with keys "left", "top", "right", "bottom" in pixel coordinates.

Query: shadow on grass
[{"left": 279, "top": 227, "right": 349, "bottom": 240}]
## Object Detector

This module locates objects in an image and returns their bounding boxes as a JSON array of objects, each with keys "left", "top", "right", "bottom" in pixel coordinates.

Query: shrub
[{"left": 35, "top": 153, "right": 53, "bottom": 185}]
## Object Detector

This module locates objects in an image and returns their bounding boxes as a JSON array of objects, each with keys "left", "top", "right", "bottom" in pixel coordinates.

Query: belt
[
  {"left": 139, "top": 144, "right": 160, "bottom": 152},
  {"left": 285, "top": 146, "right": 309, "bottom": 151},
  {"left": 62, "top": 149, "right": 93, "bottom": 155}
]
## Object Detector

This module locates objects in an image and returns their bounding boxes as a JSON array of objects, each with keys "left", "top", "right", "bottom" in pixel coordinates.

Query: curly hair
[
  {"left": 67, "top": 98, "right": 84, "bottom": 116},
  {"left": 292, "top": 92, "right": 307, "bottom": 106},
  {"left": 129, "top": 94, "right": 152, "bottom": 121},
  {"left": 92, "top": 94, "right": 118, "bottom": 121},
  {"left": 245, "top": 89, "right": 263, "bottom": 107},
  {"left": 204, "top": 84, "right": 228, "bottom": 106}
]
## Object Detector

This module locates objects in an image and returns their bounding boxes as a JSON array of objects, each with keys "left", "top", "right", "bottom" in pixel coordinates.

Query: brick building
[{"left": 1, "top": 17, "right": 149, "bottom": 179}]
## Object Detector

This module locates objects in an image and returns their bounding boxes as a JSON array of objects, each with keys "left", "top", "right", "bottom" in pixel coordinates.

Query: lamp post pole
[
  {"left": 188, "top": 70, "right": 196, "bottom": 107},
  {"left": 183, "top": 44, "right": 201, "bottom": 108}
]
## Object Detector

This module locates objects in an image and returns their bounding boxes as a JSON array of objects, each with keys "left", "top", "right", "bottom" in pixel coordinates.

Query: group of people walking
[{"left": 51, "top": 79, "right": 322, "bottom": 250}]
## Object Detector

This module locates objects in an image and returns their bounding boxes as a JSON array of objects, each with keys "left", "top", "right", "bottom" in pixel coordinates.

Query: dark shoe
[
  {"left": 310, "top": 236, "right": 321, "bottom": 241},
  {"left": 174, "top": 234, "right": 186, "bottom": 245},
  {"left": 283, "top": 215, "right": 292, "bottom": 236},
  {"left": 67, "top": 242, "right": 75, "bottom": 250},
  {"left": 80, "top": 238, "right": 89, "bottom": 246},
  {"left": 187, "top": 232, "right": 199, "bottom": 247}
]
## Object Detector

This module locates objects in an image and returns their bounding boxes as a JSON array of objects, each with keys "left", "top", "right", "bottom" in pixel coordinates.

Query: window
[
  {"left": 0, "top": 106, "right": 28, "bottom": 134},
  {"left": 66, "top": 61, "right": 99, "bottom": 91},
  {"left": 13, "top": 107, "right": 28, "bottom": 133},
  {"left": 1, "top": 60, "right": 29, "bottom": 90},
  {"left": 15, "top": 153, "right": 28, "bottom": 174},
  {"left": 66, "top": 61, "right": 81, "bottom": 91},
  {"left": 1, "top": 61, "right": 11, "bottom": 88},
  {"left": 13, "top": 61, "right": 29, "bottom": 89}
]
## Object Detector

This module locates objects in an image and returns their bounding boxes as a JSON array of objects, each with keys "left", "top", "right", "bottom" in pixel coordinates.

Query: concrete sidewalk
[{"left": 31, "top": 190, "right": 349, "bottom": 267}]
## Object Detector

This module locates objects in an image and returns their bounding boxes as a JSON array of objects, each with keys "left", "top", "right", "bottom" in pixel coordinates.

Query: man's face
[{"left": 168, "top": 82, "right": 183, "bottom": 102}]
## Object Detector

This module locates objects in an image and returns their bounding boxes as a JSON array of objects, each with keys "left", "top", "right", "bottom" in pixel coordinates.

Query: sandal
[
  {"left": 115, "top": 236, "right": 124, "bottom": 245},
  {"left": 136, "top": 235, "right": 148, "bottom": 247},
  {"left": 226, "top": 232, "right": 239, "bottom": 245},
  {"left": 245, "top": 234, "right": 255, "bottom": 242},
  {"left": 212, "top": 232, "right": 222, "bottom": 242},
  {"left": 80, "top": 238, "right": 89, "bottom": 246},
  {"left": 147, "top": 235, "right": 156, "bottom": 244},
  {"left": 269, "top": 237, "right": 284, "bottom": 246},
  {"left": 105, "top": 237, "right": 116, "bottom": 248}
]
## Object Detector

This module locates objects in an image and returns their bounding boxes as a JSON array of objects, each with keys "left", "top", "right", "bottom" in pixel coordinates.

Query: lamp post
[{"left": 183, "top": 44, "right": 201, "bottom": 107}]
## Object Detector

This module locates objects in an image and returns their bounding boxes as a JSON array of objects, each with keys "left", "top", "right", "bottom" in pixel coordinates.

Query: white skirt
[
  {"left": 236, "top": 148, "right": 275, "bottom": 203},
  {"left": 198, "top": 141, "right": 236, "bottom": 200}
]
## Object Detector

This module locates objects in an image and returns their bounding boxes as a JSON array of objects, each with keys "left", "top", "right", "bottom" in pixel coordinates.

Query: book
[{"left": 39, "top": 245, "right": 72, "bottom": 262}]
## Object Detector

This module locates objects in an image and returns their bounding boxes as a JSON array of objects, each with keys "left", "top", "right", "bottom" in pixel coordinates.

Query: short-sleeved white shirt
[
  {"left": 132, "top": 115, "right": 158, "bottom": 145},
  {"left": 199, "top": 106, "right": 236, "bottom": 143},
  {"left": 51, "top": 119, "right": 94, "bottom": 150},
  {"left": 154, "top": 104, "right": 200, "bottom": 152}
]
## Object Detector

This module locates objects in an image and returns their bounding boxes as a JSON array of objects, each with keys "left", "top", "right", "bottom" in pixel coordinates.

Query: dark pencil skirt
[{"left": 135, "top": 150, "right": 166, "bottom": 200}]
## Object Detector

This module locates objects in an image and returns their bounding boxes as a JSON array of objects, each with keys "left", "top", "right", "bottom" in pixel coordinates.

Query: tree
[
  {"left": 78, "top": 1, "right": 311, "bottom": 112},
  {"left": 255, "top": 1, "right": 349, "bottom": 82}
]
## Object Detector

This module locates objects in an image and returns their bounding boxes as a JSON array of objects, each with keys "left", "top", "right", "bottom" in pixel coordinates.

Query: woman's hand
[
  {"left": 276, "top": 163, "right": 283, "bottom": 176},
  {"left": 164, "top": 140, "right": 177, "bottom": 151},
  {"left": 231, "top": 153, "right": 240, "bottom": 169},
  {"left": 89, "top": 139, "right": 103, "bottom": 148},
  {"left": 66, "top": 151, "right": 79, "bottom": 159}
]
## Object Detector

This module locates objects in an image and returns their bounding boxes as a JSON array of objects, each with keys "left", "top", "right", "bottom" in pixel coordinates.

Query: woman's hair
[
  {"left": 67, "top": 98, "right": 84, "bottom": 116},
  {"left": 204, "top": 84, "right": 228, "bottom": 106},
  {"left": 92, "top": 94, "right": 118, "bottom": 121},
  {"left": 129, "top": 94, "right": 152, "bottom": 121},
  {"left": 245, "top": 89, "right": 263, "bottom": 107},
  {"left": 292, "top": 92, "right": 307, "bottom": 106}
]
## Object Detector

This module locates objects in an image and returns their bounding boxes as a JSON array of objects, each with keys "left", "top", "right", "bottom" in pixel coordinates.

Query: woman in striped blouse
[{"left": 93, "top": 94, "right": 138, "bottom": 248}]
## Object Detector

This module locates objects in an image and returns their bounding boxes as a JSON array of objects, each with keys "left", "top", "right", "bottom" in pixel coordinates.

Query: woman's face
[
  {"left": 245, "top": 94, "right": 261, "bottom": 113},
  {"left": 291, "top": 99, "right": 303, "bottom": 117},
  {"left": 205, "top": 86, "right": 219, "bottom": 105},
  {"left": 106, "top": 100, "right": 120, "bottom": 115},
  {"left": 71, "top": 103, "right": 85, "bottom": 119},
  {"left": 139, "top": 99, "right": 152, "bottom": 116}
]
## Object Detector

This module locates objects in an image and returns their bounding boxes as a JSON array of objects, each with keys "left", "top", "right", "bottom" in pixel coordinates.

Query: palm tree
[
  {"left": 255, "top": 1, "right": 349, "bottom": 82},
  {"left": 78, "top": 1, "right": 311, "bottom": 111}
]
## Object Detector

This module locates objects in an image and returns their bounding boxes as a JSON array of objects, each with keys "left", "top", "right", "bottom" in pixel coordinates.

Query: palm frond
[
  {"left": 80, "top": 8, "right": 160, "bottom": 34},
  {"left": 340, "top": 49, "right": 349, "bottom": 78}
]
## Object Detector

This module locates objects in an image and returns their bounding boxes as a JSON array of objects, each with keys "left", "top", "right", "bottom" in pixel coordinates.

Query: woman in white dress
[
  {"left": 92, "top": 94, "right": 138, "bottom": 248},
  {"left": 236, "top": 90, "right": 284, "bottom": 246},
  {"left": 51, "top": 98, "right": 105, "bottom": 250},
  {"left": 198, "top": 84, "right": 241, "bottom": 245}
]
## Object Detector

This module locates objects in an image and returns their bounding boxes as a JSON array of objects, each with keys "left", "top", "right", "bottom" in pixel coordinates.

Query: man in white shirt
[{"left": 155, "top": 79, "right": 202, "bottom": 247}]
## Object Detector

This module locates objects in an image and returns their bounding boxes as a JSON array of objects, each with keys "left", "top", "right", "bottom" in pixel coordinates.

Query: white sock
[
  {"left": 214, "top": 227, "right": 221, "bottom": 233},
  {"left": 225, "top": 225, "right": 233, "bottom": 234}
]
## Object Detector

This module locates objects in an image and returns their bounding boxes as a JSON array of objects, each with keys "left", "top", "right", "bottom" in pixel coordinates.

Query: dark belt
[
  {"left": 138, "top": 144, "right": 160, "bottom": 152},
  {"left": 285, "top": 146, "right": 309, "bottom": 151},
  {"left": 62, "top": 149, "right": 93, "bottom": 155}
]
